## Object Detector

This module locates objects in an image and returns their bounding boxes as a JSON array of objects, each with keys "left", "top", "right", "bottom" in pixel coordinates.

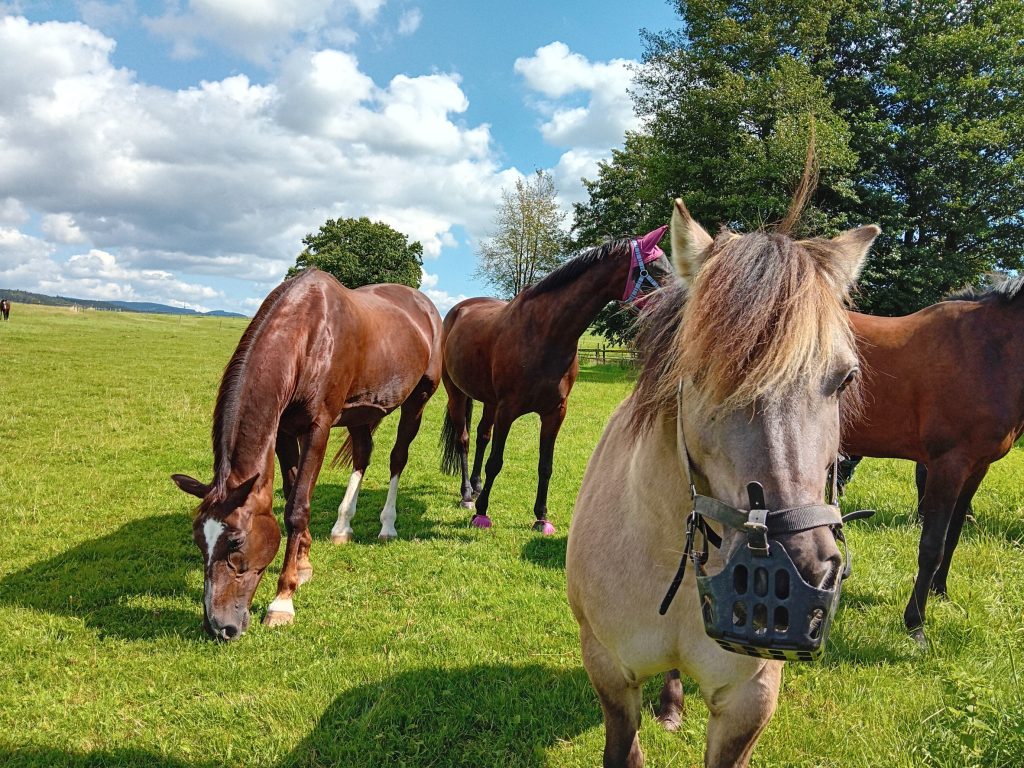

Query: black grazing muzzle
[{"left": 660, "top": 384, "right": 873, "bottom": 661}]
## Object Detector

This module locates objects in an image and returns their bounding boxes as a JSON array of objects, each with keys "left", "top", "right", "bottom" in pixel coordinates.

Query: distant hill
[{"left": 0, "top": 289, "right": 248, "bottom": 318}]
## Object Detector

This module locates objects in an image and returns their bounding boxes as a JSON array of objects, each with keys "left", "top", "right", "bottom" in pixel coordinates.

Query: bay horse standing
[
  {"left": 0, "top": 299, "right": 9, "bottom": 321},
  {"left": 567, "top": 198, "right": 878, "bottom": 767},
  {"left": 843, "top": 278, "right": 1024, "bottom": 645},
  {"left": 439, "top": 226, "right": 671, "bottom": 533},
  {"left": 172, "top": 269, "right": 442, "bottom": 640}
]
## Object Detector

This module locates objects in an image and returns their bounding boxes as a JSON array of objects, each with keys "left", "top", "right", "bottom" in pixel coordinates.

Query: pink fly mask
[{"left": 622, "top": 224, "right": 669, "bottom": 303}]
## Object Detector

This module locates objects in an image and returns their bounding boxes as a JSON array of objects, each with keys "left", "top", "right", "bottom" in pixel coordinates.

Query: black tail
[
  {"left": 440, "top": 398, "right": 472, "bottom": 476},
  {"left": 330, "top": 422, "right": 382, "bottom": 469}
]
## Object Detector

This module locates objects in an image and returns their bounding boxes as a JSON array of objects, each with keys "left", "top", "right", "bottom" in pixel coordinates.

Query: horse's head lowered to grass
[{"left": 173, "top": 472, "right": 280, "bottom": 641}]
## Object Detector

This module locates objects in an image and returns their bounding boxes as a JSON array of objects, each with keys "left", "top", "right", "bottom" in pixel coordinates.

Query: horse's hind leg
[
  {"left": 581, "top": 624, "right": 644, "bottom": 768},
  {"left": 656, "top": 669, "right": 684, "bottom": 732},
  {"left": 703, "top": 662, "right": 781, "bottom": 768},
  {"left": 532, "top": 400, "right": 567, "bottom": 534},
  {"left": 931, "top": 465, "right": 988, "bottom": 597},
  {"left": 265, "top": 421, "right": 332, "bottom": 628},
  {"left": 441, "top": 373, "right": 475, "bottom": 508},
  {"left": 469, "top": 402, "right": 495, "bottom": 497},
  {"left": 330, "top": 424, "right": 375, "bottom": 545},
  {"left": 379, "top": 380, "right": 435, "bottom": 541}
]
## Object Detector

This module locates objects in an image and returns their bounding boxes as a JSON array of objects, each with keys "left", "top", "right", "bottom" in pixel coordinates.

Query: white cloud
[
  {"left": 41, "top": 213, "right": 88, "bottom": 243},
  {"left": 420, "top": 269, "right": 466, "bottom": 315},
  {"left": 515, "top": 42, "right": 639, "bottom": 202},
  {"left": 397, "top": 7, "right": 421, "bottom": 36},
  {"left": 0, "top": 16, "right": 519, "bottom": 311},
  {"left": 144, "top": 0, "right": 387, "bottom": 63}
]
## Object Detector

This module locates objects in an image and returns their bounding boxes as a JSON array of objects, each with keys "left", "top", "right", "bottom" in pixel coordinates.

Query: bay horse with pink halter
[
  {"left": 567, "top": 195, "right": 878, "bottom": 767},
  {"left": 843, "top": 278, "right": 1024, "bottom": 646},
  {"left": 439, "top": 226, "right": 671, "bottom": 533},
  {"left": 172, "top": 269, "right": 442, "bottom": 640}
]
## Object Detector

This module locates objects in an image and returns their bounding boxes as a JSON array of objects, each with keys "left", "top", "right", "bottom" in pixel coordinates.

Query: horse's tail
[
  {"left": 440, "top": 398, "right": 472, "bottom": 476},
  {"left": 330, "top": 422, "right": 381, "bottom": 469}
]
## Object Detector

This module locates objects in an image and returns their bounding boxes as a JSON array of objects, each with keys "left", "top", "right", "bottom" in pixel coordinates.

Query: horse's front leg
[
  {"left": 905, "top": 456, "right": 970, "bottom": 645},
  {"left": 330, "top": 424, "right": 374, "bottom": 544},
  {"left": 275, "top": 430, "right": 310, "bottom": 583},
  {"left": 470, "top": 405, "right": 514, "bottom": 528},
  {"left": 265, "top": 422, "right": 331, "bottom": 628},
  {"left": 703, "top": 661, "right": 781, "bottom": 768},
  {"left": 930, "top": 465, "right": 987, "bottom": 597},
  {"left": 581, "top": 623, "right": 644, "bottom": 768},
  {"left": 656, "top": 669, "right": 684, "bottom": 732},
  {"left": 532, "top": 401, "right": 567, "bottom": 534}
]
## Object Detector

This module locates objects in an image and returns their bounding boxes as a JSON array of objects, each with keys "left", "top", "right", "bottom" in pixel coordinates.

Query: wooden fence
[{"left": 576, "top": 345, "right": 639, "bottom": 367}]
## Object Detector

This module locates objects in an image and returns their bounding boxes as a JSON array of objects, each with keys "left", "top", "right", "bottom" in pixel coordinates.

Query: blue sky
[{"left": 0, "top": 0, "right": 680, "bottom": 314}]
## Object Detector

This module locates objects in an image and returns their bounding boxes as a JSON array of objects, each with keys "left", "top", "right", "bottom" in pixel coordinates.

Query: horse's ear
[
  {"left": 670, "top": 199, "right": 713, "bottom": 283},
  {"left": 830, "top": 225, "right": 880, "bottom": 288},
  {"left": 224, "top": 474, "right": 260, "bottom": 512},
  {"left": 172, "top": 474, "right": 211, "bottom": 499}
]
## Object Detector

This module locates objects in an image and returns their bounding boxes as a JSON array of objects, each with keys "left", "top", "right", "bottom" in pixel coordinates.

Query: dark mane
[
  {"left": 944, "top": 275, "right": 1024, "bottom": 305},
  {"left": 207, "top": 272, "right": 304, "bottom": 505},
  {"left": 521, "top": 237, "right": 631, "bottom": 298}
]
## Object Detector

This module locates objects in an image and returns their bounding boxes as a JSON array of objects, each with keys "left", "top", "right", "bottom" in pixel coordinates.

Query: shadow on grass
[
  {"left": 0, "top": 513, "right": 204, "bottom": 642},
  {"left": 307, "top": 482, "right": 475, "bottom": 544},
  {"left": 521, "top": 535, "right": 567, "bottom": 570},
  {"left": 2, "top": 665, "right": 603, "bottom": 768},
  {"left": 576, "top": 364, "right": 636, "bottom": 385}
]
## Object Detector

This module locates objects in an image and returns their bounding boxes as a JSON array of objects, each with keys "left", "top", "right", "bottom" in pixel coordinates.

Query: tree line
[{"left": 292, "top": 0, "right": 1023, "bottom": 346}]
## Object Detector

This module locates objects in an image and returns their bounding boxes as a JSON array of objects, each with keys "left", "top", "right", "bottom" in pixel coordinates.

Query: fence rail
[{"left": 576, "top": 345, "right": 639, "bottom": 367}]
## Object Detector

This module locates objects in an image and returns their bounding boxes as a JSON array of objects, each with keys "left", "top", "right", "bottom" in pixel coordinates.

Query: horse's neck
[{"left": 522, "top": 256, "right": 624, "bottom": 346}]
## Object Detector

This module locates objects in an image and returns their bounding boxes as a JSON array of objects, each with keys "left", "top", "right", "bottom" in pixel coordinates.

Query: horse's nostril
[{"left": 222, "top": 624, "right": 239, "bottom": 639}]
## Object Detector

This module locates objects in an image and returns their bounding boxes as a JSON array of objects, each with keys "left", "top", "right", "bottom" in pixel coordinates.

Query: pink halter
[{"left": 623, "top": 224, "right": 669, "bottom": 302}]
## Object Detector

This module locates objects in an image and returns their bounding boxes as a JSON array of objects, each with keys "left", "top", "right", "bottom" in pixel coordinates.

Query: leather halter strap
[{"left": 623, "top": 238, "right": 662, "bottom": 303}]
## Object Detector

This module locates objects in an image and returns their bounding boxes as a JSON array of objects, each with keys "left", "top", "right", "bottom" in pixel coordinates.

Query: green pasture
[{"left": 1, "top": 304, "right": 1023, "bottom": 767}]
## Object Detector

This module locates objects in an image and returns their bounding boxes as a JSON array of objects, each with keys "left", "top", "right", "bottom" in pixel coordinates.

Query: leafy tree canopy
[
  {"left": 287, "top": 217, "right": 423, "bottom": 289},
  {"left": 573, "top": 0, "right": 1024, "bottom": 341},
  {"left": 476, "top": 170, "right": 568, "bottom": 299}
]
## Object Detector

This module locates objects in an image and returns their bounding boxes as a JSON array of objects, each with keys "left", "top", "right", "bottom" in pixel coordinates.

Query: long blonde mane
[{"left": 630, "top": 232, "right": 859, "bottom": 433}]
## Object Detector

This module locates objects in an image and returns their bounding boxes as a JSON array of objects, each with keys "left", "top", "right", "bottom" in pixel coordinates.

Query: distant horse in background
[
  {"left": 1, "top": 299, "right": 9, "bottom": 321},
  {"left": 172, "top": 269, "right": 442, "bottom": 640},
  {"left": 842, "top": 277, "right": 1024, "bottom": 644},
  {"left": 439, "top": 226, "right": 672, "bottom": 533}
]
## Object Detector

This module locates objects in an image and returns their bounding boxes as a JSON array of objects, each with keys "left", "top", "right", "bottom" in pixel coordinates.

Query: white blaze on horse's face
[{"left": 202, "top": 517, "right": 225, "bottom": 563}]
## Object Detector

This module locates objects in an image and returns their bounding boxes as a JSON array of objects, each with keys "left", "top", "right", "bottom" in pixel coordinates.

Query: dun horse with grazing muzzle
[{"left": 567, "top": 194, "right": 879, "bottom": 766}]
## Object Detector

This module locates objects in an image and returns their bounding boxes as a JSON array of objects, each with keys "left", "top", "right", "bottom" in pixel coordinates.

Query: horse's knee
[{"left": 704, "top": 663, "right": 781, "bottom": 768}]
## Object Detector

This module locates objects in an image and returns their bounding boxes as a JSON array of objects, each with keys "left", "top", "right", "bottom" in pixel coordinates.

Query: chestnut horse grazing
[
  {"left": 843, "top": 278, "right": 1024, "bottom": 645},
  {"left": 438, "top": 227, "right": 671, "bottom": 533},
  {"left": 172, "top": 269, "right": 442, "bottom": 640},
  {"left": 567, "top": 199, "right": 878, "bottom": 767},
  {"left": 0, "top": 299, "right": 9, "bottom": 321}
]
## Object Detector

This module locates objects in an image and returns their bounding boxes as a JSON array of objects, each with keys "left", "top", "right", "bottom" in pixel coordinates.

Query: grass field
[{"left": 1, "top": 303, "right": 1024, "bottom": 767}]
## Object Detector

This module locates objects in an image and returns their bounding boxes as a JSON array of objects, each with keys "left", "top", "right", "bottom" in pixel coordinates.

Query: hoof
[
  {"left": 909, "top": 627, "right": 928, "bottom": 650},
  {"left": 297, "top": 567, "right": 313, "bottom": 586},
  {"left": 656, "top": 711, "right": 682, "bottom": 733},
  {"left": 533, "top": 520, "right": 556, "bottom": 535},
  {"left": 331, "top": 531, "right": 354, "bottom": 545},
  {"left": 263, "top": 611, "right": 294, "bottom": 628},
  {"left": 460, "top": 499, "right": 476, "bottom": 510},
  {"left": 471, "top": 514, "right": 492, "bottom": 529},
  {"left": 378, "top": 532, "right": 397, "bottom": 542}
]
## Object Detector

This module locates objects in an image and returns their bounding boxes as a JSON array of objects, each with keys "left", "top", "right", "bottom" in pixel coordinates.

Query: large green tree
[
  {"left": 287, "top": 217, "right": 423, "bottom": 288},
  {"left": 475, "top": 170, "right": 567, "bottom": 299},
  {"left": 574, "top": 0, "right": 1024, "bottom": 335}
]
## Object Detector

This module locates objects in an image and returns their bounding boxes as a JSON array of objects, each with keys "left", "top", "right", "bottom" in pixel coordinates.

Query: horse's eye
[
  {"left": 226, "top": 535, "right": 244, "bottom": 551},
  {"left": 837, "top": 369, "right": 858, "bottom": 394}
]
